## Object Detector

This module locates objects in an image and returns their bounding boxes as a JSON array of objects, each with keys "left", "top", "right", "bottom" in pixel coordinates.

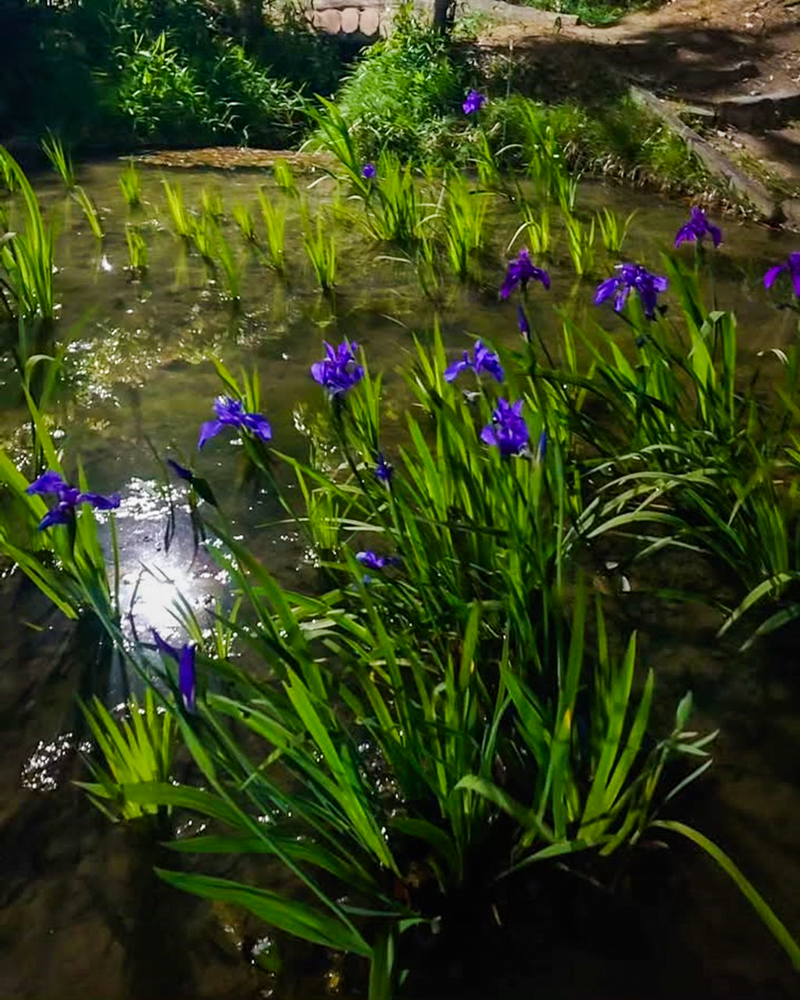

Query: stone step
[{"left": 712, "top": 91, "right": 800, "bottom": 131}]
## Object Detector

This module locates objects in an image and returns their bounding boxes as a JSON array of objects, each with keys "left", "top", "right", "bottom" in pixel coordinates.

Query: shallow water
[{"left": 1, "top": 160, "right": 800, "bottom": 999}]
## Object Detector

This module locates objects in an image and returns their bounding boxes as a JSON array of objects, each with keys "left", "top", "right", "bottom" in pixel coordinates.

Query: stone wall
[{"left": 307, "top": 0, "right": 392, "bottom": 43}]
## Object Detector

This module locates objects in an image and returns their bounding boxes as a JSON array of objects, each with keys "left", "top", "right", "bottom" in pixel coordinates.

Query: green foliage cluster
[
  {"left": 330, "top": 8, "right": 468, "bottom": 163},
  {"left": 483, "top": 93, "right": 719, "bottom": 195},
  {"left": 0, "top": 0, "right": 338, "bottom": 148}
]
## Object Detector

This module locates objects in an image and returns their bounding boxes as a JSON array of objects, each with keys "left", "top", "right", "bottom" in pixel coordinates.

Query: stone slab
[
  {"left": 359, "top": 6, "right": 380, "bottom": 34},
  {"left": 341, "top": 6, "right": 360, "bottom": 32}
]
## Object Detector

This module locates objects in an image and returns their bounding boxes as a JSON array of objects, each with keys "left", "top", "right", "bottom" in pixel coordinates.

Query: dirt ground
[{"left": 474, "top": 0, "right": 800, "bottom": 193}]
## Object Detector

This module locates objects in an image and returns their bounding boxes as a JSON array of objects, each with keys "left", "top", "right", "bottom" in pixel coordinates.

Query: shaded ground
[{"left": 471, "top": 0, "right": 800, "bottom": 197}]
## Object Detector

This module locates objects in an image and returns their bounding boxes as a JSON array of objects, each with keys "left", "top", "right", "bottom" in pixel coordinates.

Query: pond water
[{"left": 1, "top": 160, "right": 800, "bottom": 999}]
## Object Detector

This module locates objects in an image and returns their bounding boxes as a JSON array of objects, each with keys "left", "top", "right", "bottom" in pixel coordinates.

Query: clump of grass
[
  {"left": 41, "top": 132, "right": 76, "bottom": 190},
  {"left": 232, "top": 202, "right": 258, "bottom": 243},
  {"left": 125, "top": 225, "right": 148, "bottom": 278},
  {"left": 77, "top": 689, "right": 175, "bottom": 823},
  {"left": 596, "top": 206, "right": 635, "bottom": 254},
  {"left": 72, "top": 185, "right": 104, "bottom": 239},
  {"left": 440, "top": 172, "right": 488, "bottom": 280},
  {"left": 119, "top": 160, "right": 142, "bottom": 209},
  {"left": 302, "top": 209, "right": 336, "bottom": 292},
  {"left": 564, "top": 211, "right": 596, "bottom": 276},
  {"left": 162, "top": 178, "right": 192, "bottom": 239},
  {"left": 200, "top": 185, "right": 224, "bottom": 221},
  {"left": 273, "top": 158, "right": 297, "bottom": 197},
  {"left": 0, "top": 148, "right": 55, "bottom": 322},
  {"left": 258, "top": 189, "right": 287, "bottom": 272}
]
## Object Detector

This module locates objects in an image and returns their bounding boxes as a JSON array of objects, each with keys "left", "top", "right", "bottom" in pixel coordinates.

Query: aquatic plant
[
  {"left": 272, "top": 157, "right": 297, "bottom": 197},
  {"left": 596, "top": 206, "right": 635, "bottom": 255},
  {"left": 440, "top": 172, "right": 488, "bottom": 280},
  {"left": 41, "top": 132, "right": 76, "bottom": 190},
  {"left": 208, "top": 222, "right": 242, "bottom": 301},
  {"left": 232, "top": 202, "right": 258, "bottom": 242},
  {"left": 0, "top": 149, "right": 56, "bottom": 322},
  {"left": 125, "top": 224, "right": 148, "bottom": 277},
  {"left": 257, "top": 189, "right": 287, "bottom": 272},
  {"left": 72, "top": 184, "right": 104, "bottom": 239},
  {"left": 564, "top": 211, "right": 596, "bottom": 277},
  {"left": 119, "top": 159, "right": 142, "bottom": 208},
  {"left": 161, "top": 178, "right": 192, "bottom": 239},
  {"left": 0, "top": 406, "right": 119, "bottom": 621},
  {"left": 310, "top": 340, "right": 364, "bottom": 396},
  {"left": 302, "top": 210, "right": 337, "bottom": 292},
  {"left": 480, "top": 397, "right": 529, "bottom": 455},
  {"left": 200, "top": 185, "right": 224, "bottom": 221},
  {"left": 77, "top": 689, "right": 175, "bottom": 822},
  {"left": 510, "top": 204, "right": 551, "bottom": 258}
]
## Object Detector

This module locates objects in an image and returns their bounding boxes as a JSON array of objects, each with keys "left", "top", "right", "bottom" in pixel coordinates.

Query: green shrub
[{"left": 331, "top": 7, "right": 467, "bottom": 163}]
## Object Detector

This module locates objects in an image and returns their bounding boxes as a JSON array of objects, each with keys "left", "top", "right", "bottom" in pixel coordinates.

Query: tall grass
[
  {"left": 440, "top": 172, "right": 488, "bottom": 280},
  {"left": 72, "top": 185, "right": 104, "bottom": 240},
  {"left": 162, "top": 178, "right": 192, "bottom": 239},
  {"left": 302, "top": 209, "right": 336, "bottom": 291},
  {"left": 119, "top": 160, "right": 142, "bottom": 209},
  {"left": 258, "top": 189, "right": 287, "bottom": 272},
  {"left": 125, "top": 225, "right": 148, "bottom": 277},
  {"left": 41, "top": 132, "right": 76, "bottom": 190},
  {"left": 0, "top": 149, "right": 56, "bottom": 323}
]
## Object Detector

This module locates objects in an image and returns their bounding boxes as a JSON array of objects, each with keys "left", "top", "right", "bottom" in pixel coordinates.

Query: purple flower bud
[
  {"left": 375, "top": 452, "right": 393, "bottom": 483},
  {"left": 362, "top": 163, "right": 376, "bottom": 180},
  {"left": 153, "top": 631, "right": 197, "bottom": 713},
  {"left": 517, "top": 305, "right": 531, "bottom": 342}
]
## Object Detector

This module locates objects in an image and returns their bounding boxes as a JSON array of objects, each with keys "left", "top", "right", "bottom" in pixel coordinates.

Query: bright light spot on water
[{"left": 21, "top": 733, "right": 91, "bottom": 792}]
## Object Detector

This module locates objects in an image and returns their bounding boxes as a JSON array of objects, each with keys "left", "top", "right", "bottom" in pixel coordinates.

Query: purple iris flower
[
  {"left": 674, "top": 206, "right": 722, "bottom": 248},
  {"left": 463, "top": 89, "right": 487, "bottom": 115},
  {"left": 362, "top": 163, "right": 376, "bottom": 180},
  {"left": 501, "top": 248, "right": 550, "bottom": 300},
  {"left": 153, "top": 631, "right": 196, "bottom": 713},
  {"left": 356, "top": 551, "right": 400, "bottom": 571},
  {"left": 594, "top": 263, "right": 668, "bottom": 320},
  {"left": 444, "top": 340, "right": 505, "bottom": 384},
  {"left": 764, "top": 253, "right": 800, "bottom": 297},
  {"left": 480, "top": 399, "right": 529, "bottom": 457},
  {"left": 310, "top": 340, "right": 364, "bottom": 396},
  {"left": 517, "top": 305, "right": 531, "bottom": 342},
  {"left": 26, "top": 470, "right": 120, "bottom": 531},
  {"left": 375, "top": 452, "right": 393, "bottom": 483},
  {"left": 198, "top": 396, "right": 272, "bottom": 450}
]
